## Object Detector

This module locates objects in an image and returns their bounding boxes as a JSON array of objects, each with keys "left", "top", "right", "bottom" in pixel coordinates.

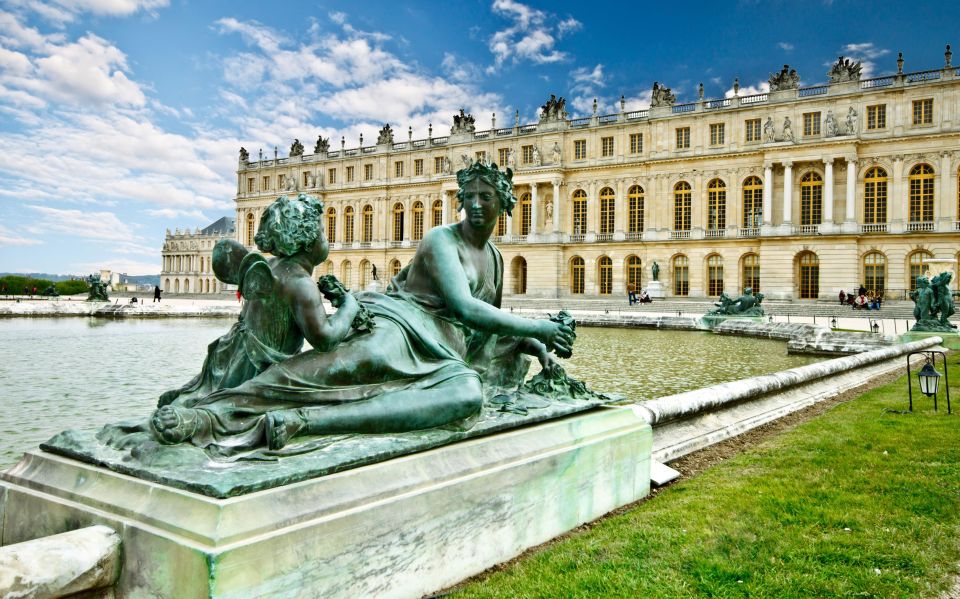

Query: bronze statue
[
  {"left": 289, "top": 139, "right": 304, "bottom": 157},
  {"left": 705, "top": 287, "right": 765, "bottom": 318},
  {"left": 911, "top": 273, "right": 957, "bottom": 331},
  {"left": 86, "top": 274, "right": 109, "bottom": 302}
]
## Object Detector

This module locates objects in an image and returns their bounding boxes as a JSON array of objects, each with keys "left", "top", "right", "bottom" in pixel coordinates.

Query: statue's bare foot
[
  {"left": 151, "top": 406, "right": 200, "bottom": 444},
  {"left": 266, "top": 411, "right": 305, "bottom": 450}
]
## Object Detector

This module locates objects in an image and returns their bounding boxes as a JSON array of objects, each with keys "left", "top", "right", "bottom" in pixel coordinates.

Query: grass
[{"left": 456, "top": 359, "right": 960, "bottom": 598}]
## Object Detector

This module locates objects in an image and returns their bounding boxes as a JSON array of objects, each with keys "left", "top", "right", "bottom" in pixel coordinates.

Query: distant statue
[
  {"left": 551, "top": 141, "right": 561, "bottom": 164},
  {"left": 239, "top": 147, "right": 249, "bottom": 163},
  {"left": 650, "top": 82, "right": 676, "bottom": 107},
  {"left": 544, "top": 200, "right": 553, "bottom": 224},
  {"left": 371, "top": 264, "right": 379, "bottom": 281},
  {"left": 450, "top": 109, "right": 476, "bottom": 135},
  {"left": 910, "top": 273, "right": 956, "bottom": 332},
  {"left": 651, "top": 262, "right": 660, "bottom": 282},
  {"left": 289, "top": 139, "right": 304, "bottom": 157},
  {"left": 306, "top": 173, "right": 316, "bottom": 188},
  {"left": 284, "top": 174, "right": 296, "bottom": 191},
  {"left": 42, "top": 285, "right": 59, "bottom": 297},
  {"left": 376, "top": 124, "right": 395, "bottom": 145},
  {"left": 314, "top": 135, "right": 330, "bottom": 154},
  {"left": 705, "top": 288, "right": 765, "bottom": 318},
  {"left": 769, "top": 64, "right": 801, "bottom": 91},
  {"left": 507, "top": 148, "right": 517, "bottom": 169},
  {"left": 782, "top": 116, "right": 794, "bottom": 142},
  {"left": 824, "top": 110, "right": 838, "bottom": 137},
  {"left": 539, "top": 95, "right": 567, "bottom": 121},
  {"left": 442, "top": 155, "right": 453, "bottom": 175},
  {"left": 827, "top": 56, "right": 863, "bottom": 83},
  {"left": 932, "top": 272, "right": 957, "bottom": 328},
  {"left": 460, "top": 153, "right": 473, "bottom": 169},
  {"left": 763, "top": 117, "right": 776, "bottom": 142},
  {"left": 845, "top": 106, "right": 859, "bottom": 135},
  {"left": 532, "top": 146, "right": 541, "bottom": 166},
  {"left": 86, "top": 274, "right": 109, "bottom": 302}
]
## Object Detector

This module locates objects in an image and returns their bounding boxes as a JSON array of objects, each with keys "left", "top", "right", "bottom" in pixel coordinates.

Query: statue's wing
[
  {"left": 238, "top": 253, "right": 274, "bottom": 300},
  {"left": 213, "top": 239, "right": 250, "bottom": 285}
]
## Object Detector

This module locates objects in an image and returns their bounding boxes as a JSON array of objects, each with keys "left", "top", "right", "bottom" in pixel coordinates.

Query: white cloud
[
  {"left": 726, "top": 80, "right": 769, "bottom": 98},
  {"left": 0, "top": 224, "right": 42, "bottom": 246},
  {"left": 8, "top": 0, "right": 169, "bottom": 25},
  {"left": 73, "top": 258, "right": 160, "bottom": 276},
  {"left": 778, "top": 42, "right": 794, "bottom": 51},
  {"left": 26, "top": 205, "right": 139, "bottom": 243},
  {"left": 570, "top": 64, "right": 604, "bottom": 93},
  {"left": 487, "top": 0, "right": 580, "bottom": 71}
]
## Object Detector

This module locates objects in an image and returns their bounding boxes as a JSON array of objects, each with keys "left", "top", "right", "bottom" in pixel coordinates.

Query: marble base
[
  {"left": 1, "top": 406, "right": 651, "bottom": 599},
  {"left": 645, "top": 280, "right": 665, "bottom": 299}
]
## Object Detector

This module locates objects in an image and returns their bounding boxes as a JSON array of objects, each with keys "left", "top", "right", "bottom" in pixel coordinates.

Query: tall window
[
  {"left": 745, "top": 118, "right": 761, "bottom": 142},
  {"left": 414, "top": 159, "right": 424, "bottom": 176},
  {"left": 343, "top": 206, "right": 355, "bottom": 244},
  {"left": 863, "top": 252, "right": 886, "bottom": 293},
  {"left": 626, "top": 255, "right": 642, "bottom": 288},
  {"left": 574, "top": 140, "right": 586, "bottom": 160},
  {"left": 328, "top": 168, "right": 337, "bottom": 184},
  {"left": 709, "top": 123, "right": 725, "bottom": 146},
  {"left": 598, "top": 256, "right": 613, "bottom": 295},
  {"left": 519, "top": 193, "right": 532, "bottom": 236},
  {"left": 392, "top": 203, "right": 405, "bottom": 241},
  {"left": 326, "top": 207, "right": 336, "bottom": 244},
  {"left": 629, "top": 133, "right": 643, "bottom": 154},
  {"left": 742, "top": 253, "right": 760, "bottom": 292},
  {"left": 707, "top": 179, "right": 726, "bottom": 231},
  {"left": 346, "top": 166, "right": 355, "bottom": 182},
  {"left": 496, "top": 212, "right": 507, "bottom": 236},
  {"left": 599, "top": 187, "right": 615, "bottom": 235},
  {"left": 434, "top": 157, "right": 443, "bottom": 174},
  {"left": 798, "top": 252, "right": 819, "bottom": 299},
  {"left": 909, "top": 164, "right": 935, "bottom": 222},
  {"left": 570, "top": 257, "right": 585, "bottom": 294},
  {"left": 246, "top": 178, "right": 254, "bottom": 192},
  {"left": 498, "top": 148, "right": 509, "bottom": 166},
  {"left": 432, "top": 200, "right": 443, "bottom": 228},
  {"left": 803, "top": 112, "right": 821, "bottom": 136},
  {"left": 674, "top": 182, "right": 692, "bottom": 231},
  {"left": 364, "top": 164, "right": 374, "bottom": 180},
  {"left": 742, "top": 176, "right": 763, "bottom": 227},
  {"left": 394, "top": 161, "right": 404, "bottom": 177},
  {"left": 475, "top": 151, "right": 486, "bottom": 164},
  {"left": 628, "top": 185, "right": 644, "bottom": 234},
  {"left": 262, "top": 175, "right": 269, "bottom": 190},
  {"left": 341, "top": 260, "right": 352, "bottom": 288},
  {"left": 412, "top": 201, "right": 424, "bottom": 241},
  {"left": 572, "top": 189, "right": 587, "bottom": 235},
  {"left": 673, "top": 255, "right": 689, "bottom": 296},
  {"left": 864, "top": 167, "right": 888, "bottom": 224},
  {"left": 706, "top": 255, "right": 724, "bottom": 296},
  {"left": 912, "top": 99, "right": 933, "bottom": 125},
  {"left": 359, "top": 260, "right": 370, "bottom": 288},
  {"left": 512, "top": 257, "right": 527, "bottom": 294},
  {"left": 909, "top": 251, "right": 932, "bottom": 290},
  {"left": 601, "top": 137, "right": 614, "bottom": 157},
  {"left": 362, "top": 205, "right": 373, "bottom": 242},
  {"left": 390, "top": 259, "right": 402, "bottom": 278},
  {"left": 246, "top": 213, "right": 255, "bottom": 245},
  {"left": 867, "top": 105, "right": 886, "bottom": 130},
  {"left": 676, "top": 127, "right": 690, "bottom": 149},
  {"left": 800, "top": 172, "right": 823, "bottom": 226},
  {"left": 522, "top": 145, "right": 534, "bottom": 164}
]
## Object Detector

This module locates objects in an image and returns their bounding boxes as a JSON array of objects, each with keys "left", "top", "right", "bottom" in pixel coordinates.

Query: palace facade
[
  {"left": 233, "top": 51, "right": 960, "bottom": 301},
  {"left": 160, "top": 216, "right": 236, "bottom": 294}
]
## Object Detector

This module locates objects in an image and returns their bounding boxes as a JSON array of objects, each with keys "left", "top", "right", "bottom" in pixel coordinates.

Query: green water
[{"left": 0, "top": 319, "right": 821, "bottom": 469}]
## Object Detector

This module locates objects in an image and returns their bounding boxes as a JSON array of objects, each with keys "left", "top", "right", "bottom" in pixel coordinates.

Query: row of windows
[{"left": 321, "top": 258, "right": 405, "bottom": 289}]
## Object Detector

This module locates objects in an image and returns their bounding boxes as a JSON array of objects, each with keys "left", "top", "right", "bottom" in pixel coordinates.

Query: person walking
[
  {"left": 626, "top": 281, "right": 637, "bottom": 305},
  {"left": 153, "top": 285, "right": 162, "bottom": 302}
]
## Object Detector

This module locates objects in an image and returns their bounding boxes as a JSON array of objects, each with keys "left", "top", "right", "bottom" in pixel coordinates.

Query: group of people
[
  {"left": 626, "top": 282, "right": 652, "bottom": 305},
  {"left": 839, "top": 287, "right": 883, "bottom": 310}
]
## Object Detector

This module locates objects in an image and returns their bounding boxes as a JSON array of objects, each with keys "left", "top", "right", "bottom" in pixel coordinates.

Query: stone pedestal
[
  {"left": 646, "top": 280, "right": 665, "bottom": 299},
  {"left": 0, "top": 407, "right": 651, "bottom": 599}
]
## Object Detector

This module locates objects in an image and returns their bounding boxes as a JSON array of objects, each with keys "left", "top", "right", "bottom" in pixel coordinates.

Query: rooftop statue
[
  {"left": 824, "top": 110, "right": 839, "bottom": 137},
  {"left": 911, "top": 273, "right": 957, "bottom": 332},
  {"left": 238, "top": 146, "right": 249, "bottom": 163},
  {"left": 377, "top": 124, "right": 394, "bottom": 145},
  {"left": 86, "top": 274, "right": 109, "bottom": 302},
  {"left": 539, "top": 94, "right": 567, "bottom": 122},
  {"left": 451, "top": 109, "right": 476, "bottom": 135},
  {"left": 650, "top": 82, "right": 676, "bottom": 107},
  {"left": 705, "top": 287, "right": 765, "bottom": 318},
  {"left": 289, "top": 139, "right": 304, "bottom": 157},
  {"left": 769, "top": 64, "right": 801, "bottom": 91},
  {"left": 828, "top": 56, "right": 863, "bottom": 83},
  {"left": 313, "top": 135, "right": 329, "bottom": 154}
]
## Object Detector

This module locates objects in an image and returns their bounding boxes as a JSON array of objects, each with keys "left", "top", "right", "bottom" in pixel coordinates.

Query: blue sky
[{"left": 0, "top": 0, "right": 957, "bottom": 275}]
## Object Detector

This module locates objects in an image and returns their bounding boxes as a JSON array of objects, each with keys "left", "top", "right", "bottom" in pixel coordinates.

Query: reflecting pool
[{"left": 0, "top": 318, "right": 822, "bottom": 469}]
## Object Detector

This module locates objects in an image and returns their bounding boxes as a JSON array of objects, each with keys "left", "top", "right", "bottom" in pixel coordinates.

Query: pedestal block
[{"left": 0, "top": 406, "right": 651, "bottom": 598}]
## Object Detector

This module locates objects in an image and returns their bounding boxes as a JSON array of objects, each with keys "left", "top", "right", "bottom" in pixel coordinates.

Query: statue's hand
[
  {"left": 536, "top": 320, "right": 575, "bottom": 359},
  {"left": 538, "top": 351, "right": 562, "bottom": 377}
]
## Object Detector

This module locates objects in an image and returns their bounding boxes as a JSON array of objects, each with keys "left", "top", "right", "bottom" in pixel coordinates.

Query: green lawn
[{"left": 457, "top": 358, "right": 960, "bottom": 598}]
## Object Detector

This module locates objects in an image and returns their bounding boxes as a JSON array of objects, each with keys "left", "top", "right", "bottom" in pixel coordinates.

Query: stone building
[
  {"left": 234, "top": 50, "right": 960, "bottom": 301},
  {"left": 160, "top": 216, "right": 236, "bottom": 294}
]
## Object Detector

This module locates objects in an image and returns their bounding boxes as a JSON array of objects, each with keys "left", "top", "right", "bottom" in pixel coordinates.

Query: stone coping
[{"left": 0, "top": 300, "right": 239, "bottom": 318}]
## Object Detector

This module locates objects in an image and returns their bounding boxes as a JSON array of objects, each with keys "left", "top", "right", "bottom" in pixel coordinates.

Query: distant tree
[
  {"left": 0, "top": 275, "right": 54, "bottom": 295},
  {"left": 56, "top": 279, "right": 90, "bottom": 295}
]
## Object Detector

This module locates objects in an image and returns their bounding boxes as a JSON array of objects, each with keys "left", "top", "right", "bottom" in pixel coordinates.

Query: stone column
[
  {"left": 782, "top": 161, "right": 793, "bottom": 225},
  {"left": 586, "top": 181, "right": 597, "bottom": 238},
  {"left": 823, "top": 158, "right": 834, "bottom": 227},
  {"left": 614, "top": 179, "right": 626, "bottom": 237},
  {"left": 763, "top": 163, "right": 773, "bottom": 226},
  {"left": 552, "top": 180, "right": 561, "bottom": 234},
  {"left": 845, "top": 158, "right": 856, "bottom": 227},
  {"left": 530, "top": 182, "right": 538, "bottom": 238},
  {"left": 938, "top": 152, "right": 953, "bottom": 230},
  {"left": 890, "top": 156, "right": 904, "bottom": 233}
]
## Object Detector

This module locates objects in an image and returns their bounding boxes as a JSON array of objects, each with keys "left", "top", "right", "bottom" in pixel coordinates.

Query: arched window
[
  {"left": 362, "top": 205, "right": 374, "bottom": 243},
  {"left": 707, "top": 179, "right": 726, "bottom": 231},
  {"left": 359, "top": 260, "right": 370, "bottom": 288},
  {"left": 572, "top": 190, "right": 587, "bottom": 235},
  {"left": 184, "top": 279, "right": 190, "bottom": 293},
  {"left": 599, "top": 187, "right": 615, "bottom": 235},
  {"left": 512, "top": 257, "right": 527, "bottom": 294},
  {"left": 673, "top": 255, "right": 689, "bottom": 296},
  {"left": 800, "top": 172, "right": 823, "bottom": 226},
  {"left": 863, "top": 252, "right": 886, "bottom": 294},
  {"left": 246, "top": 213, "right": 255, "bottom": 246},
  {"left": 174, "top": 279, "right": 180, "bottom": 293},
  {"left": 674, "top": 182, "right": 691, "bottom": 231},
  {"left": 626, "top": 255, "right": 642, "bottom": 288},
  {"left": 570, "top": 256, "right": 585, "bottom": 294},
  {"left": 742, "top": 253, "right": 760, "bottom": 292},
  {"left": 864, "top": 167, "right": 888, "bottom": 225},
  {"left": 392, "top": 203, "right": 405, "bottom": 241},
  {"left": 519, "top": 192, "right": 532, "bottom": 236},
  {"left": 598, "top": 256, "right": 613, "bottom": 295},
  {"left": 164, "top": 278, "right": 170, "bottom": 292},
  {"left": 706, "top": 254, "right": 724, "bottom": 296},
  {"left": 412, "top": 201, "right": 424, "bottom": 241},
  {"left": 326, "top": 207, "right": 337, "bottom": 244},
  {"left": 432, "top": 200, "right": 443, "bottom": 228},
  {"left": 909, "top": 164, "right": 935, "bottom": 223},
  {"left": 798, "top": 252, "right": 819, "bottom": 299},
  {"left": 390, "top": 259, "right": 402, "bottom": 278},
  {"left": 341, "top": 260, "right": 353, "bottom": 288},
  {"left": 343, "top": 206, "right": 355, "bottom": 244},
  {"left": 909, "top": 250, "right": 932, "bottom": 290},
  {"left": 323, "top": 260, "right": 333, "bottom": 276},
  {"left": 627, "top": 185, "right": 644, "bottom": 235},
  {"left": 742, "top": 176, "right": 763, "bottom": 228},
  {"left": 496, "top": 212, "right": 507, "bottom": 236}
]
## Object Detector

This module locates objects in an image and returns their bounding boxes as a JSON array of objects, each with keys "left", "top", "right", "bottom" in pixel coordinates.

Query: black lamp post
[
  {"left": 830, "top": 316, "right": 837, "bottom": 329},
  {"left": 906, "top": 350, "right": 951, "bottom": 413},
  {"left": 871, "top": 320, "right": 880, "bottom": 334}
]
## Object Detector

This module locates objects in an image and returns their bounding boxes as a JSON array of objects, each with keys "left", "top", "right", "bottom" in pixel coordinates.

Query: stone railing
[
  {"left": 861, "top": 223, "right": 888, "bottom": 233},
  {"left": 906, "top": 221, "right": 935, "bottom": 232},
  {"left": 595, "top": 233, "right": 613, "bottom": 242},
  {"left": 795, "top": 224, "right": 820, "bottom": 235},
  {"left": 798, "top": 85, "right": 829, "bottom": 97},
  {"left": 670, "top": 230, "right": 691, "bottom": 240},
  {"left": 738, "top": 227, "right": 760, "bottom": 237},
  {"left": 704, "top": 229, "right": 726, "bottom": 238}
]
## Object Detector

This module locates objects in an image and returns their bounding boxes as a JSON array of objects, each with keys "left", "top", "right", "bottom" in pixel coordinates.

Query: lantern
[{"left": 917, "top": 361, "right": 941, "bottom": 397}]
